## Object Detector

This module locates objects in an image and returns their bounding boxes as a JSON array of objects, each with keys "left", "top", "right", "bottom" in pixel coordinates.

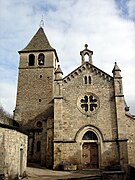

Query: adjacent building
[{"left": 0, "top": 111, "right": 27, "bottom": 179}]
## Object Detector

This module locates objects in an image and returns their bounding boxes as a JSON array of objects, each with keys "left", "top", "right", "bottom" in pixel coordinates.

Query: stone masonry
[
  {"left": 13, "top": 26, "right": 135, "bottom": 173},
  {"left": 0, "top": 124, "right": 27, "bottom": 179}
]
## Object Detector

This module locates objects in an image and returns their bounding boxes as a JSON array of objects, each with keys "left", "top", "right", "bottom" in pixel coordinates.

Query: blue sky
[
  {"left": 0, "top": 0, "right": 135, "bottom": 115},
  {"left": 115, "top": 0, "right": 135, "bottom": 20}
]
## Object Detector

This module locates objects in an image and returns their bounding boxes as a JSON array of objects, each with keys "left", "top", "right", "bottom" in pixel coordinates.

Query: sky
[{"left": 0, "top": 0, "right": 135, "bottom": 115}]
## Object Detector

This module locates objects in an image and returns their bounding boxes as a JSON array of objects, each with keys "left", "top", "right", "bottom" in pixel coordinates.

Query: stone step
[{"left": 61, "top": 175, "right": 103, "bottom": 180}]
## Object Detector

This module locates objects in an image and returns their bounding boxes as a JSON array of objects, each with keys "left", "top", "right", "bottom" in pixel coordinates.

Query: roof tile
[{"left": 19, "top": 27, "right": 54, "bottom": 52}]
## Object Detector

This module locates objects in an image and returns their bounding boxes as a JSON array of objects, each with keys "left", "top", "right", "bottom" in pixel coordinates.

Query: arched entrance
[{"left": 82, "top": 131, "right": 99, "bottom": 169}]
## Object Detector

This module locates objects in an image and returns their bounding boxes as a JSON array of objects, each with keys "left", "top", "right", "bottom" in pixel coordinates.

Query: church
[{"left": 14, "top": 26, "right": 135, "bottom": 171}]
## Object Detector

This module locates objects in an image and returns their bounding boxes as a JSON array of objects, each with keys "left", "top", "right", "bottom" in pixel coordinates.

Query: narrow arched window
[
  {"left": 84, "top": 76, "right": 87, "bottom": 84},
  {"left": 38, "top": 53, "right": 45, "bottom": 65},
  {"left": 88, "top": 76, "right": 91, "bottom": 84},
  {"left": 29, "top": 54, "right": 35, "bottom": 66},
  {"left": 37, "top": 141, "right": 41, "bottom": 152}
]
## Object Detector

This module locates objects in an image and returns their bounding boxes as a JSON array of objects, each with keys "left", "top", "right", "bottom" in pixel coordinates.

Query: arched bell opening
[
  {"left": 38, "top": 53, "right": 45, "bottom": 65},
  {"left": 29, "top": 54, "right": 35, "bottom": 66}
]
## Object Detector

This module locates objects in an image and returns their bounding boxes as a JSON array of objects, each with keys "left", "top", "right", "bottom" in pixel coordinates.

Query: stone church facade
[{"left": 14, "top": 26, "right": 135, "bottom": 171}]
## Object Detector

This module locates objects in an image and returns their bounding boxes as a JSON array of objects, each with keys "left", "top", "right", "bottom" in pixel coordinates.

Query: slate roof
[{"left": 19, "top": 27, "right": 54, "bottom": 53}]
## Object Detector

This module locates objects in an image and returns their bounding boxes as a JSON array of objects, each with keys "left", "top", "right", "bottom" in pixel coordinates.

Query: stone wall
[
  {"left": 0, "top": 124, "right": 27, "bottom": 179},
  {"left": 46, "top": 117, "right": 54, "bottom": 168},
  {"left": 125, "top": 113, "right": 135, "bottom": 164}
]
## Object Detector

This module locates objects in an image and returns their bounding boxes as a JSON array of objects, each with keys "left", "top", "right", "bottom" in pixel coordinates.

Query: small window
[
  {"left": 37, "top": 141, "right": 41, "bottom": 152},
  {"left": 84, "top": 76, "right": 91, "bottom": 84},
  {"left": 84, "top": 76, "right": 87, "bottom": 84},
  {"left": 36, "top": 121, "right": 42, "bottom": 128},
  {"left": 88, "top": 76, "right": 91, "bottom": 84},
  {"left": 38, "top": 53, "right": 45, "bottom": 65},
  {"left": 29, "top": 54, "right": 35, "bottom": 66}
]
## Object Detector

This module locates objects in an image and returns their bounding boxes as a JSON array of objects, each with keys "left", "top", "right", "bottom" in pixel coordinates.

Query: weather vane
[{"left": 39, "top": 15, "right": 44, "bottom": 27}]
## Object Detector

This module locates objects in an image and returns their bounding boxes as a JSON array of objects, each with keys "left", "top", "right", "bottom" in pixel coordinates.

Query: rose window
[{"left": 77, "top": 93, "right": 99, "bottom": 115}]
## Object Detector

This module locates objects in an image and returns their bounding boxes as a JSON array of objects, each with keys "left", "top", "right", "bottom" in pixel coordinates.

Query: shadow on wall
[
  {"left": 55, "top": 142, "right": 121, "bottom": 171},
  {"left": 0, "top": 141, "right": 5, "bottom": 177},
  {"left": 0, "top": 139, "right": 18, "bottom": 180},
  {"left": 22, "top": 106, "right": 54, "bottom": 130},
  {"left": 54, "top": 143, "right": 129, "bottom": 179}
]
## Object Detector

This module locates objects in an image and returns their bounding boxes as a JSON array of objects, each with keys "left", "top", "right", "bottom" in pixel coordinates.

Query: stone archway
[
  {"left": 82, "top": 131, "right": 99, "bottom": 169},
  {"left": 75, "top": 126, "right": 102, "bottom": 169}
]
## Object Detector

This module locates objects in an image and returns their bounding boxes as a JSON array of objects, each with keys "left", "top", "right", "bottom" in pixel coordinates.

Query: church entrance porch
[{"left": 82, "top": 142, "right": 99, "bottom": 169}]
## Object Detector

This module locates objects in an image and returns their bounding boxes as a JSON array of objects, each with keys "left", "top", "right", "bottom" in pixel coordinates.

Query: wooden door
[
  {"left": 82, "top": 143, "right": 98, "bottom": 169},
  {"left": 90, "top": 143, "right": 99, "bottom": 168}
]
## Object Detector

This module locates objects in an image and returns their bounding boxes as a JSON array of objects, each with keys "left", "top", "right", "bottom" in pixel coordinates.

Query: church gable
[
  {"left": 63, "top": 61, "right": 113, "bottom": 87},
  {"left": 63, "top": 44, "right": 113, "bottom": 88}
]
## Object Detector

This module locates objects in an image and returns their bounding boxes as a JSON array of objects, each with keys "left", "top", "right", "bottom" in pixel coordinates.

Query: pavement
[{"left": 22, "top": 164, "right": 102, "bottom": 180}]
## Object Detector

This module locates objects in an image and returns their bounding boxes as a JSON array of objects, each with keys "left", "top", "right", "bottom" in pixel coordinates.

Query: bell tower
[{"left": 14, "top": 27, "right": 59, "bottom": 123}]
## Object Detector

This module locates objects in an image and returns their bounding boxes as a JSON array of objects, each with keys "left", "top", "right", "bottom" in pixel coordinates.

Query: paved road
[{"left": 23, "top": 166, "right": 101, "bottom": 180}]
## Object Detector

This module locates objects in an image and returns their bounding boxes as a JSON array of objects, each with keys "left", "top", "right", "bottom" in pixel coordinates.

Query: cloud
[
  {"left": 0, "top": 81, "right": 17, "bottom": 114},
  {"left": 127, "top": 0, "right": 135, "bottom": 20},
  {"left": 0, "top": 0, "right": 135, "bottom": 115}
]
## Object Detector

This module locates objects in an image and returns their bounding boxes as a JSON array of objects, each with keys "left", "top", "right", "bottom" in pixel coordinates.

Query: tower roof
[
  {"left": 112, "top": 62, "right": 121, "bottom": 72},
  {"left": 112, "top": 62, "right": 122, "bottom": 78},
  {"left": 55, "top": 65, "right": 63, "bottom": 74},
  {"left": 19, "top": 27, "right": 54, "bottom": 53}
]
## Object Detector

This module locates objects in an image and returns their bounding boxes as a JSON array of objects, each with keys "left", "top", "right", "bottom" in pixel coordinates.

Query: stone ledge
[
  {"left": 102, "top": 171, "right": 125, "bottom": 174},
  {"left": 53, "top": 139, "right": 75, "bottom": 143},
  {"left": 64, "top": 164, "right": 77, "bottom": 171}
]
